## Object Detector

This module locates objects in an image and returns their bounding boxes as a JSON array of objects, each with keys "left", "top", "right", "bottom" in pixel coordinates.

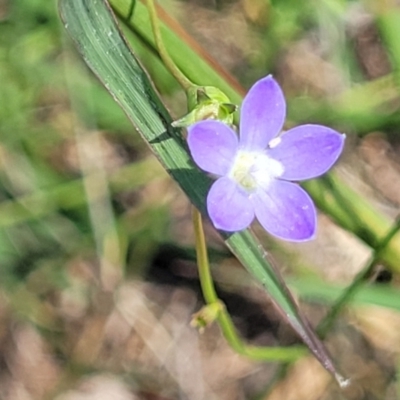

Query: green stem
[
  {"left": 144, "top": 0, "right": 304, "bottom": 363},
  {"left": 317, "top": 216, "right": 400, "bottom": 338},
  {"left": 192, "top": 208, "right": 306, "bottom": 362},
  {"left": 145, "top": 0, "right": 195, "bottom": 92},
  {"left": 192, "top": 208, "right": 219, "bottom": 304}
]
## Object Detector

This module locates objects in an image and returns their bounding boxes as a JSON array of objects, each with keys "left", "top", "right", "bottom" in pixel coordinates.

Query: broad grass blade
[
  {"left": 110, "top": 0, "right": 400, "bottom": 274},
  {"left": 59, "top": 0, "right": 343, "bottom": 381}
]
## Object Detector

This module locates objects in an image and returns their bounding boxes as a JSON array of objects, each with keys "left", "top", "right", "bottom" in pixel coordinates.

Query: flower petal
[
  {"left": 251, "top": 180, "right": 316, "bottom": 241},
  {"left": 188, "top": 120, "right": 238, "bottom": 175},
  {"left": 207, "top": 177, "right": 254, "bottom": 231},
  {"left": 240, "top": 75, "right": 286, "bottom": 150},
  {"left": 267, "top": 124, "right": 345, "bottom": 181}
]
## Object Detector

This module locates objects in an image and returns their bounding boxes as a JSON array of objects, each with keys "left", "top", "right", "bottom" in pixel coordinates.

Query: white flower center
[{"left": 229, "top": 150, "right": 284, "bottom": 191}]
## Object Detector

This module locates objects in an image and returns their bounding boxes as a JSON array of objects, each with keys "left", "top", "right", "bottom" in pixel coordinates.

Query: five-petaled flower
[{"left": 187, "top": 75, "right": 345, "bottom": 241}]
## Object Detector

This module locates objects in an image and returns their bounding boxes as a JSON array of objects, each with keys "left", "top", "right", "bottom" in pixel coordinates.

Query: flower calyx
[{"left": 172, "top": 85, "right": 236, "bottom": 128}]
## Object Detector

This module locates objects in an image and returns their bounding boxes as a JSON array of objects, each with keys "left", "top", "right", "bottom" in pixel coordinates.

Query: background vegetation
[{"left": 0, "top": 0, "right": 400, "bottom": 399}]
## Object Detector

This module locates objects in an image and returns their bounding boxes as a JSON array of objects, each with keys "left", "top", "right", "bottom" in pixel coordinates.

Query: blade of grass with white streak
[{"left": 58, "top": 0, "right": 343, "bottom": 380}]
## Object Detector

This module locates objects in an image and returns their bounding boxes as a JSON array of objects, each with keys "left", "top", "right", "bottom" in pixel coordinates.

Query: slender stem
[
  {"left": 192, "top": 207, "right": 219, "bottom": 304},
  {"left": 145, "top": 0, "right": 304, "bottom": 363},
  {"left": 192, "top": 207, "right": 306, "bottom": 361},
  {"left": 317, "top": 216, "right": 400, "bottom": 338},
  {"left": 145, "top": 0, "right": 195, "bottom": 92}
]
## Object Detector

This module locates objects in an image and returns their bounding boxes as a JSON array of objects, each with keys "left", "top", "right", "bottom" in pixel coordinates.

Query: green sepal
[{"left": 172, "top": 85, "right": 237, "bottom": 127}]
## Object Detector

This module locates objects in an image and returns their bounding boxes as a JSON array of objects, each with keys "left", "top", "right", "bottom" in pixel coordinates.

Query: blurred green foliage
[{"left": 0, "top": 0, "right": 400, "bottom": 397}]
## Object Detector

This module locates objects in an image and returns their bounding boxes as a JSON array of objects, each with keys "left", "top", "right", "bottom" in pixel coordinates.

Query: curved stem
[
  {"left": 145, "top": 0, "right": 195, "bottom": 92},
  {"left": 145, "top": 0, "right": 304, "bottom": 364},
  {"left": 192, "top": 207, "right": 306, "bottom": 362}
]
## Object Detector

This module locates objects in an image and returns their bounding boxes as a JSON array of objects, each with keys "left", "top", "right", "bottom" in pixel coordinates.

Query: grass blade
[{"left": 59, "top": 0, "right": 343, "bottom": 380}]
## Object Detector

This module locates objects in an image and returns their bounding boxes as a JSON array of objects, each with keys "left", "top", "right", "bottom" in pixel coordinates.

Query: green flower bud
[
  {"left": 190, "top": 302, "right": 224, "bottom": 333},
  {"left": 172, "top": 86, "right": 236, "bottom": 128}
]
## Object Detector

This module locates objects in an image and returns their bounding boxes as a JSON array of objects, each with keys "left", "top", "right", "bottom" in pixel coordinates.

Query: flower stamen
[{"left": 229, "top": 150, "right": 284, "bottom": 191}]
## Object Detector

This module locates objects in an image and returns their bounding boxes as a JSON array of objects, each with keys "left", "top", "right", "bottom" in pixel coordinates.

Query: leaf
[
  {"left": 110, "top": 0, "right": 400, "bottom": 275},
  {"left": 290, "top": 276, "right": 400, "bottom": 312},
  {"left": 58, "top": 0, "right": 344, "bottom": 382}
]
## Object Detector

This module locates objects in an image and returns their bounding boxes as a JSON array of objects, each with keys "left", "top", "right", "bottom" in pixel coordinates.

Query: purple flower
[{"left": 187, "top": 75, "right": 345, "bottom": 241}]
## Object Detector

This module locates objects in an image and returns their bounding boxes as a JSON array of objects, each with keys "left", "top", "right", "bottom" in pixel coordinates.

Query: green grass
[{"left": 0, "top": 0, "right": 399, "bottom": 397}]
